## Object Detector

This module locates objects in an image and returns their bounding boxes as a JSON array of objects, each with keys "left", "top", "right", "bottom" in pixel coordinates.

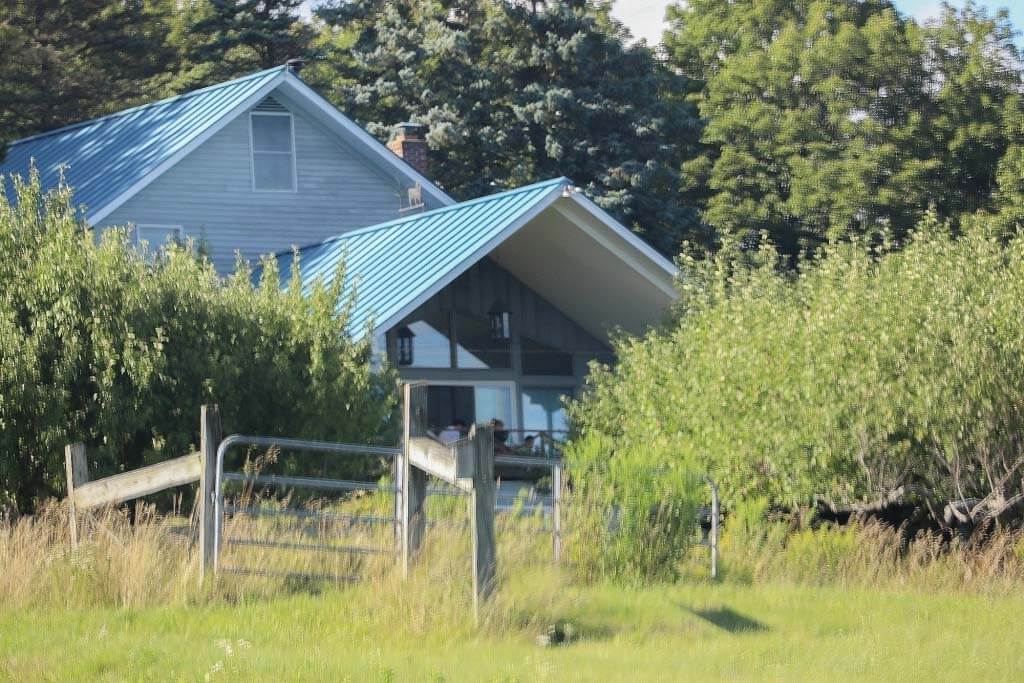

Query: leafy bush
[
  {"left": 565, "top": 431, "right": 702, "bottom": 583},
  {"left": 572, "top": 210, "right": 1024, "bottom": 532},
  {"left": 0, "top": 173, "right": 396, "bottom": 511}
]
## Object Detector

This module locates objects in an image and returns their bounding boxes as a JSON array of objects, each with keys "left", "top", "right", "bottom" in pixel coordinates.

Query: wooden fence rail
[
  {"left": 69, "top": 452, "right": 202, "bottom": 510},
  {"left": 400, "top": 382, "right": 497, "bottom": 621},
  {"left": 64, "top": 405, "right": 222, "bottom": 579}
]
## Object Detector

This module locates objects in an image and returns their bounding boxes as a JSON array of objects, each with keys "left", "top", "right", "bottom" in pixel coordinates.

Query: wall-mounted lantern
[
  {"left": 397, "top": 326, "right": 415, "bottom": 366},
  {"left": 488, "top": 301, "right": 511, "bottom": 341}
]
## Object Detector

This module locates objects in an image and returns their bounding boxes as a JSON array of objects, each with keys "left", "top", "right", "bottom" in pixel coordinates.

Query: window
[
  {"left": 521, "top": 387, "right": 571, "bottom": 435},
  {"left": 521, "top": 335, "right": 574, "bottom": 376},
  {"left": 134, "top": 224, "right": 183, "bottom": 258},
  {"left": 425, "top": 383, "right": 516, "bottom": 434},
  {"left": 400, "top": 312, "right": 453, "bottom": 368},
  {"left": 454, "top": 309, "right": 511, "bottom": 369},
  {"left": 474, "top": 385, "right": 515, "bottom": 429},
  {"left": 250, "top": 112, "right": 296, "bottom": 191}
]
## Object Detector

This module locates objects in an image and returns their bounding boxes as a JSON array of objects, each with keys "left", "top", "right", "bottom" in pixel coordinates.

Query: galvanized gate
[{"left": 211, "top": 435, "right": 403, "bottom": 582}]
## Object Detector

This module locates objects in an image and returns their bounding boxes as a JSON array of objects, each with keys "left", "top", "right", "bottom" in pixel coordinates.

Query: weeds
[
  {"left": 699, "top": 499, "right": 1024, "bottom": 596},
  {"left": 4, "top": 487, "right": 1024, "bottom": 640}
]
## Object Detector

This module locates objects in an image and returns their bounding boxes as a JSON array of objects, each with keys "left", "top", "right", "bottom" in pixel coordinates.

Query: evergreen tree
[
  {"left": 312, "top": 0, "right": 705, "bottom": 254},
  {"left": 0, "top": 1, "right": 174, "bottom": 143},
  {"left": 169, "top": 0, "right": 317, "bottom": 91},
  {"left": 667, "top": 0, "right": 938, "bottom": 254}
]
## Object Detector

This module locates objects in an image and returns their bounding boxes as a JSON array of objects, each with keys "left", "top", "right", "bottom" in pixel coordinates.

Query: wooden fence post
[
  {"left": 402, "top": 383, "right": 428, "bottom": 577},
  {"left": 199, "top": 404, "right": 222, "bottom": 578},
  {"left": 471, "top": 425, "right": 496, "bottom": 618},
  {"left": 64, "top": 443, "right": 88, "bottom": 547},
  {"left": 393, "top": 444, "right": 404, "bottom": 559}
]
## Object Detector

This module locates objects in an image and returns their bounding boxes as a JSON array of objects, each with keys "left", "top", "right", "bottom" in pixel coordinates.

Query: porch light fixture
[
  {"left": 397, "top": 326, "right": 415, "bottom": 366},
  {"left": 488, "top": 301, "right": 511, "bottom": 341}
]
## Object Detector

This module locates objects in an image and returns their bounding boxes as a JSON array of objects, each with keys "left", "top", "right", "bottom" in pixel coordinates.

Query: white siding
[{"left": 102, "top": 91, "right": 407, "bottom": 273}]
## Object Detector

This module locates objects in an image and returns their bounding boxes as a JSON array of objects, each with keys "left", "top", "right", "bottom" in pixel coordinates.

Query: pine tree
[
  {"left": 0, "top": 1, "right": 174, "bottom": 142},
  {"left": 169, "top": 0, "right": 316, "bottom": 91},
  {"left": 312, "top": 0, "right": 706, "bottom": 254}
]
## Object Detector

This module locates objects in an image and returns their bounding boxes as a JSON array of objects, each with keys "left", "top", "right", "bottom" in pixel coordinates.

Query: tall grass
[
  {"left": 695, "top": 498, "right": 1024, "bottom": 596},
  {"left": 0, "top": 503, "right": 198, "bottom": 610},
  {"left": 0, "top": 494, "right": 571, "bottom": 639},
  {"left": 5, "top": 489, "right": 1024, "bottom": 637}
]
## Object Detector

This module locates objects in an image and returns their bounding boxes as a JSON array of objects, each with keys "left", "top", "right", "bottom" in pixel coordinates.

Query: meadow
[
  {"left": 3, "top": 503, "right": 1024, "bottom": 681},
  {"left": 4, "top": 574, "right": 1024, "bottom": 680}
]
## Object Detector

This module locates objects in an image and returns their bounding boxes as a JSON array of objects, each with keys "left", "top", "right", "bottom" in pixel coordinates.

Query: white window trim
[
  {"left": 134, "top": 223, "right": 184, "bottom": 247},
  {"left": 249, "top": 111, "right": 298, "bottom": 193}
]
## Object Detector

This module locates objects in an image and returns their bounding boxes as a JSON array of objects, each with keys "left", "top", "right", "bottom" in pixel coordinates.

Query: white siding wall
[{"left": 102, "top": 93, "right": 407, "bottom": 272}]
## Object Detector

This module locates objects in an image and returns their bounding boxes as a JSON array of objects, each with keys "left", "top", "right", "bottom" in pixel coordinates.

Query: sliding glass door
[{"left": 425, "top": 382, "right": 516, "bottom": 434}]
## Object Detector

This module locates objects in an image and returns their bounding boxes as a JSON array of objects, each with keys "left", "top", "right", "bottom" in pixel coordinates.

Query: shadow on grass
[{"left": 688, "top": 605, "right": 768, "bottom": 634}]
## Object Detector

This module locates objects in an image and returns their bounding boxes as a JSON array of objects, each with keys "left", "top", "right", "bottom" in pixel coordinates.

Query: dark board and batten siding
[
  {"left": 389, "top": 256, "right": 613, "bottom": 389},
  {"left": 101, "top": 89, "right": 408, "bottom": 273}
]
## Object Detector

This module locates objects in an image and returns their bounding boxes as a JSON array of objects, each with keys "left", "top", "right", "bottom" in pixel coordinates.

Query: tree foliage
[
  {"left": 163, "top": 0, "right": 317, "bottom": 93},
  {"left": 310, "top": 0, "right": 706, "bottom": 254},
  {"left": 572, "top": 210, "right": 1024, "bottom": 534},
  {"left": 566, "top": 431, "right": 702, "bottom": 582},
  {"left": 665, "top": 0, "right": 1024, "bottom": 255},
  {"left": 0, "top": 173, "right": 396, "bottom": 512},
  {"left": 0, "top": 0, "right": 175, "bottom": 145}
]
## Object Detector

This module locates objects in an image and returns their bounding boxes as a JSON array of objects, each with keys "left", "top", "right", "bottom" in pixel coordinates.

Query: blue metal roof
[
  {"left": 276, "top": 177, "right": 569, "bottom": 338},
  {"left": 1, "top": 66, "right": 287, "bottom": 220}
]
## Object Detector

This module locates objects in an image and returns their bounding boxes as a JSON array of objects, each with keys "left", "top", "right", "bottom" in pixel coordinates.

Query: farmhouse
[{"left": 1, "top": 63, "right": 676, "bottom": 439}]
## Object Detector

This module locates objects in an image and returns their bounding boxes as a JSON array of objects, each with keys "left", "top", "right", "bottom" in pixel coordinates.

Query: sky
[{"left": 610, "top": 0, "right": 1024, "bottom": 45}]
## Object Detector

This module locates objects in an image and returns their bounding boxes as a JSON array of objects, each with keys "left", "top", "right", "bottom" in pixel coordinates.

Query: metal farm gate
[{"left": 211, "top": 435, "right": 404, "bottom": 583}]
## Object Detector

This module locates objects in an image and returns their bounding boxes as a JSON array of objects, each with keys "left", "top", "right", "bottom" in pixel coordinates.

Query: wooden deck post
[
  {"left": 64, "top": 443, "right": 88, "bottom": 547},
  {"left": 471, "top": 425, "right": 496, "bottom": 617},
  {"left": 199, "top": 404, "right": 222, "bottom": 578},
  {"left": 402, "top": 383, "right": 428, "bottom": 576}
]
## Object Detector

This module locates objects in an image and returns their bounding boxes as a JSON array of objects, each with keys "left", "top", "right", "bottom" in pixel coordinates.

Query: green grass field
[{"left": 3, "top": 578, "right": 1023, "bottom": 681}]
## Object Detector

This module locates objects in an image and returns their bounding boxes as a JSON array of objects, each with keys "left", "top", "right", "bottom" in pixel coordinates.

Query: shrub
[
  {"left": 565, "top": 431, "right": 702, "bottom": 582},
  {"left": 571, "top": 210, "right": 1024, "bottom": 532},
  {"left": 0, "top": 172, "right": 396, "bottom": 511}
]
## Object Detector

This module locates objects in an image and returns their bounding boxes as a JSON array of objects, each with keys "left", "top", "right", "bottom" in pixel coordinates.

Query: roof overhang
[
  {"left": 88, "top": 71, "right": 288, "bottom": 224},
  {"left": 373, "top": 187, "right": 678, "bottom": 342},
  {"left": 491, "top": 194, "right": 677, "bottom": 340}
]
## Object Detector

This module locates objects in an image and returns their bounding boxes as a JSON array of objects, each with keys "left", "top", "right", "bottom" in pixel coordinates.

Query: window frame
[
  {"left": 453, "top": 307, "right": 513, "bottom": 370},
  {"left": 421, "top": 379, "right": 520, "bottom": 431},
  {"left": 249, "top": 111, "right": 298, "bottom": 193}
]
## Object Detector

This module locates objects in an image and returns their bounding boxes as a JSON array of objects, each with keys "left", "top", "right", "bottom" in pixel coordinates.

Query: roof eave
[
  {"left": 86, "top": 70, "right": 289, "bottom": 225},
  {"left": 86, "top": 67, "right": 455, "bottom": 225},
  {"left": 566, "top": 192, "right": 679, "bottom": 281},
  {"left": 368, "top": 181, "right": 566, "bottom": 337}
]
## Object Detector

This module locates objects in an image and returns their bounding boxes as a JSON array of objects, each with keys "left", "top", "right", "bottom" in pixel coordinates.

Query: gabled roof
[
  {"left": 1, "top": 66, "right": 453, "bottom": 223},
  {"left": 276, "top": 177, "right": 677, "bottom": 341}
]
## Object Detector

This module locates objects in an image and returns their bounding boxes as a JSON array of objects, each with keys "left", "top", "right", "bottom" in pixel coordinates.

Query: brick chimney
[{"left": 387, "top": 123, "right": 429, "bottom": 176}]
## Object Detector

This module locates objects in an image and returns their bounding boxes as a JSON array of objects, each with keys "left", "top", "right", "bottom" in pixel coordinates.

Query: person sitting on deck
[
  {"left": 439, "top": 418, "right": 466, "bottom": 445},
  {"left": 516, "top": 435, "right": 536, "bottom": 456},
  {"left": 492, "top": 419, "right": 512, "bottom": 453}
]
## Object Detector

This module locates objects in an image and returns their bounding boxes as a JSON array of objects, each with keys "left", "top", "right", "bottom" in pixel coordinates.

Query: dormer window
[{"left": 250, "top": 109, "right": 296, "bottom": 192}]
